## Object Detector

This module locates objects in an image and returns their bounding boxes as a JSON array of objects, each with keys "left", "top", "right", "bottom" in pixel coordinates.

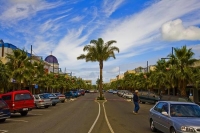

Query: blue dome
[{"left": 45, "top": 55, "right": 58, "bottom": 64}]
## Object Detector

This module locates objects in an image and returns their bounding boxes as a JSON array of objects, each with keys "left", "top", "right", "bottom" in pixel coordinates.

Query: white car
[
  {"left": 123, "top": 92, "right": 133, "bottom": 99},
  {"left": 112, "top": 90, "right": 118, "bottom": 94}
]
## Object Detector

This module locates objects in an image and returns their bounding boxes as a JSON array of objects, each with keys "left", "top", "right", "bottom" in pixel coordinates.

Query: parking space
[{"left": 0, "top": 98, "right": 77, "bottom": 132}]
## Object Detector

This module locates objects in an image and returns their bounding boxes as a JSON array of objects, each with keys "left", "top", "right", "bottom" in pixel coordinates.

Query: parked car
[
  {"left": 52, "top": 93, "right": 66, "bottom": 103},
  {"left": 33, "top": 94, "right": 52, "bottom": 108},
  {"left": 108, "top": 89, "right": 113, "bottom": 93},
  {"left": 149, "top": 101, "right": 200, "bottom": 133},
  {"left": 64, "top": 91, "right": 75, "bottom": 99},
  {"left": 112, "top": 90, "right": 118, "bottom": 94},
  {"left": 139, "top": 91, "right": 160, "bottom": 104},
  {"left": 123, "top": 92, "right": 133, "bottom": 99},
  {"left": 42, "top": 93, "right": 59, "bottom": 106},
  {"left": 117, "top": 90, "right": 128, "bottom": 97},
  {"left": 159, "top": 95, "right": 193, "bottom": 102},
  {"left": 0, "top": 98, "right": 11, "bottom": 122},
  {"left": 0, "top": 90, "right": 35, "bottom": 116},
  {"left": 72, "top": 90, "right": 79, "bottom": 97},
  {"left": 79, "top": 90, "right": 85, "bottom": 96},
  {"left": 85, "top": 90, "right": 90, "bottom": 93}
]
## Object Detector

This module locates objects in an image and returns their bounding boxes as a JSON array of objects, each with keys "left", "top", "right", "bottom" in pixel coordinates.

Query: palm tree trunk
[
  {"left": 99, "top": 61, "right": 103, "bottom": 98},
  {"left": 180, "top": 80, "right": 187, "bottom": 96}
]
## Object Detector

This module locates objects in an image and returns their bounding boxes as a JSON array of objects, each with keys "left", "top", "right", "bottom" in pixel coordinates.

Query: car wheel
[
  {"left": 150, "top": 119, "right": 157, "bottom": 132},
  {"left": 170, "top": 127, "right": 176, "bottom": 133},
  {"left": 142, "top": 102, "right": 145, "bottom": 104},
  {"left": 61, "top": 100, "right": 65, "bottom": 103},
  {"left": 0, "top": 119, "right": 6, "bottom": 122},
  {"left": 21, "top": 111, "right": 28, "bottom": 116},
  {"left": 52, "top": 103, "right": 56, "bottom": 106},
  {"left": 45, "top": 105, "right": 49, "bottom": 108}
]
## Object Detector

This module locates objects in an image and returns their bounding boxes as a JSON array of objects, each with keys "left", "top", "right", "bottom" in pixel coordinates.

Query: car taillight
[
  {"left": 12, "top": 103, "right": 15, "bottom": 107},
  {"left": 39, "top": 100, "right": 44, "bottom": 102}
]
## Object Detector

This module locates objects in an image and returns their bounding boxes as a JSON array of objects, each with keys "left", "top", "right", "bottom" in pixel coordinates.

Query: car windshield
[
  {"left": 170, "top": 104, "right": 200, "bottom": 117},
  {"left": 39, "top": 95, "right": 47, "bottom": 99}
]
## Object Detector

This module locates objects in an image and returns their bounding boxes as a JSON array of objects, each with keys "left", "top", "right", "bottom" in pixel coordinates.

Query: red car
[{"left": 0, "top": 90, "right": 35, "bottom": 116}]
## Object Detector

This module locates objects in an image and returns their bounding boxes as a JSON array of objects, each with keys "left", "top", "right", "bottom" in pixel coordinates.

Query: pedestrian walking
[{"left": 133, "top": 90, "right": 140, "bottom": 114}]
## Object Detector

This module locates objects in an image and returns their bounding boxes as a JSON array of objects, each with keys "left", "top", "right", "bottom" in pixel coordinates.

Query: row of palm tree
[
  {"left": 0, "top": 49, "right": 93, "bottom": 94},
  {"left": 108, "top": 46, "right": 200, "bottom": 97}
]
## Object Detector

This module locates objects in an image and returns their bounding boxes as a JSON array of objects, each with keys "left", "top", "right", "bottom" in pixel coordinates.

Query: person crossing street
[{"left": 133, "top": 90, "right": 140, "bottom": 114}]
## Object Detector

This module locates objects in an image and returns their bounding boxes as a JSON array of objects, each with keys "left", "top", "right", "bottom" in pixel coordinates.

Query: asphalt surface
[{"left": 0, "top": 92, "right": 157, "bottom": 133}]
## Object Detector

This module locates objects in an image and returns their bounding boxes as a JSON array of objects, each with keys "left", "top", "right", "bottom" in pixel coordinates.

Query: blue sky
[{"left": 1, "top": 0, "right": 200, "bottom": 84}]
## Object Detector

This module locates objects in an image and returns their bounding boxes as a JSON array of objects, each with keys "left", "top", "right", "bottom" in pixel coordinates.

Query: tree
[
  {"left": 77, "top": 38, "right": 119, "bottom": 99},
  {"left": 6, "top": 49, "right": 31, "bottom": 90},
  {"left": 167, "top": 46, "right": 197, "bottom": 96},
  {"left": 0, "top": 60, "right": 10, "bottom": 93}
]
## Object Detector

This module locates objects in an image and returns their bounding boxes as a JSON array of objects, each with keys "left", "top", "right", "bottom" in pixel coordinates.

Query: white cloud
[
  {"left": 53, "top": 27, "right": 92, "bottom": 69},
  {"left": 161, "top": 19, "right": 200, "bottom": 41},
  {"left": 188, "top": 44, "right": 200, "bottom": 58},
  {"left": 0, "top": 0, "right": 63, "bottom": 25},
  {"left": 102, "top": 0, "right": 125, "bottom": 17},
  {"left": 69, "top": 16, "right": 85, "bottom": 22},
  {"left": 101, "top": 0, "right": 200, "bottom": 59}
]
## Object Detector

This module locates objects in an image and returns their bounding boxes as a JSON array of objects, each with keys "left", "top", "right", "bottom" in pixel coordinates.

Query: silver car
[
  {"left": 149, "top": 101, "right": 200, "bottom": 133},
  {"left": 33, "top": 94, "right": 52, "bottom": 108}
]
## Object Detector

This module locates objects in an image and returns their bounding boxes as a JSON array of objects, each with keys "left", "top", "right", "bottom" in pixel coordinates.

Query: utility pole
[
  {"left": 119, "top": 66, "right": 120, "bottom": 75},
  {"left": 31, "top": 45, "right": 32, "bottom": 63},
  {"left": 0, "top": 39, "right": 4, "bottom": 57},
  {"left": 172, "top": 47, "right": 175, "bottom": 96},
  {"left": 147, "top": 61, "right": 148, "bottom": 73}
]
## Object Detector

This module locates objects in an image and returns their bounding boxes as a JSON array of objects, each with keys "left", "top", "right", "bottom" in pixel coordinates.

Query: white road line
[
  {"left": 0, "top": 130, "right": 8, "bottom": 133},
  {"left": 88, "top": 101, "right": 100, "bottom": 133},
  {"left": 7, "top": 119, "right": 28, "bottom": 122},
  {"left": 103, "top": 101, "right": 114, "bottom": 133},
  {"left": 28, "top": 113, "right": 43, "bottom": 115},
  {"left": 32, "top": 110, "right": 51, "bottom": 111}
]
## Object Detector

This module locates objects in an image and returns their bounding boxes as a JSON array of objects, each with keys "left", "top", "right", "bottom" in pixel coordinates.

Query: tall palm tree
[
  {"left": 168, "top": 45, "right": 197, "bottom": 96},
  {"left": 77, "top": 38, "right": 119, "bottom": 98},
  {"left": 0, "top": 60, "right": 10, "bottom": 93},
  {"left": 6, "top": 49, "right": 31, "bottom": 90}
]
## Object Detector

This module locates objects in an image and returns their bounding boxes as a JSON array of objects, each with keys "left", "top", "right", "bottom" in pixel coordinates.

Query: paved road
[
  {"left": 0, "top": 92, "right": 156, "bottom": 133},
  {"left": 104, "top": 93, "right": 154, "bottom": 133}
]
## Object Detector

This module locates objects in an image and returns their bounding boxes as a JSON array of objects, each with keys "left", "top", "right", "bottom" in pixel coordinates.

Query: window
[
  {"left": 170, "top": 104, "right": 200, "bottom": 117},
  {"left": 154, "top": 102, "right": 168, "bottom": 113},
  {"left": 39, "top": 95, "right": 46, "bottom": 99},
  {"left": 14, "top": 93, "right": 32, "bottom": 101},
  {"left": 2, "top": 95, "right": 11, "bottom": 100},
  {"left": 0, "top": 100, "right": 7, "bottom": 108},
  {"left": 141, "top": 92, "right": 148, "bottom": 96},
  {"left": 34, "top": 95, "right": 39, "bottom": 99}
]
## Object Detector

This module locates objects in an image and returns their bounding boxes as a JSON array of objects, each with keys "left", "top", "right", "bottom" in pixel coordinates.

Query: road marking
[
  {"left": 28, "top": 113, "right": 43, "bottom": 116},
  {"left": 103, "top": 100, "right": 114, "bottom": 133},
  {"left": 0, "top": 130, "right": 8, "bottom": 133},
  {"left": 32, "top": 110, "right": 51, "bottom": 111},
  {"left": 88, "top": 101, "right": 100, "bottom": 133},
  {"left": 7, "top": 119, "right": 28, "bottom": 122}
]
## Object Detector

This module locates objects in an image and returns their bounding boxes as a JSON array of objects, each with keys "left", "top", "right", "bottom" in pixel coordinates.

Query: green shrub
[{"left": 97, "top": 96, "right": 105, "bottom": 100}]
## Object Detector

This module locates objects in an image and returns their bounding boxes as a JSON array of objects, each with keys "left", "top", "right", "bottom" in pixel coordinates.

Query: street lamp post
[
  {"left": 161, "top": 47, "right": 175, "bottom": 95},
  {"left": 0, "top": 39, "right": 4, "bottom": 57}
]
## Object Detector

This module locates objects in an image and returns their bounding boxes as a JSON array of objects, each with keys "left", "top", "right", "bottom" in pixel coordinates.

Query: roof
[
  {"left": 44, "top": 55, "right": 58, "bottom": 64},
  {"left": 158, "top": 101, "right": 196, "bottom": 105}
]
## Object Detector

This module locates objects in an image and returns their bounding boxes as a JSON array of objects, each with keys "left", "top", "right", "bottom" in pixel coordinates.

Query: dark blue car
[
  {"left": 64, "top": 91, "right": 75, "bottom": 99},
  {"left": 0, "top": 98, "right": 11, "bottom": 122}
]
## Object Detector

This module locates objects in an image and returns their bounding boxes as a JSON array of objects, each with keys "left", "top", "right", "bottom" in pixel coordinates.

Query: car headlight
[{"left": 181, "top": 126, "right": 195, "bottom": 132}]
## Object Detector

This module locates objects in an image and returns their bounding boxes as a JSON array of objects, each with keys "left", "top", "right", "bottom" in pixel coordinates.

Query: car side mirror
[{"left": 161, "top": 111, "right": 169, "bottom": 116}]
